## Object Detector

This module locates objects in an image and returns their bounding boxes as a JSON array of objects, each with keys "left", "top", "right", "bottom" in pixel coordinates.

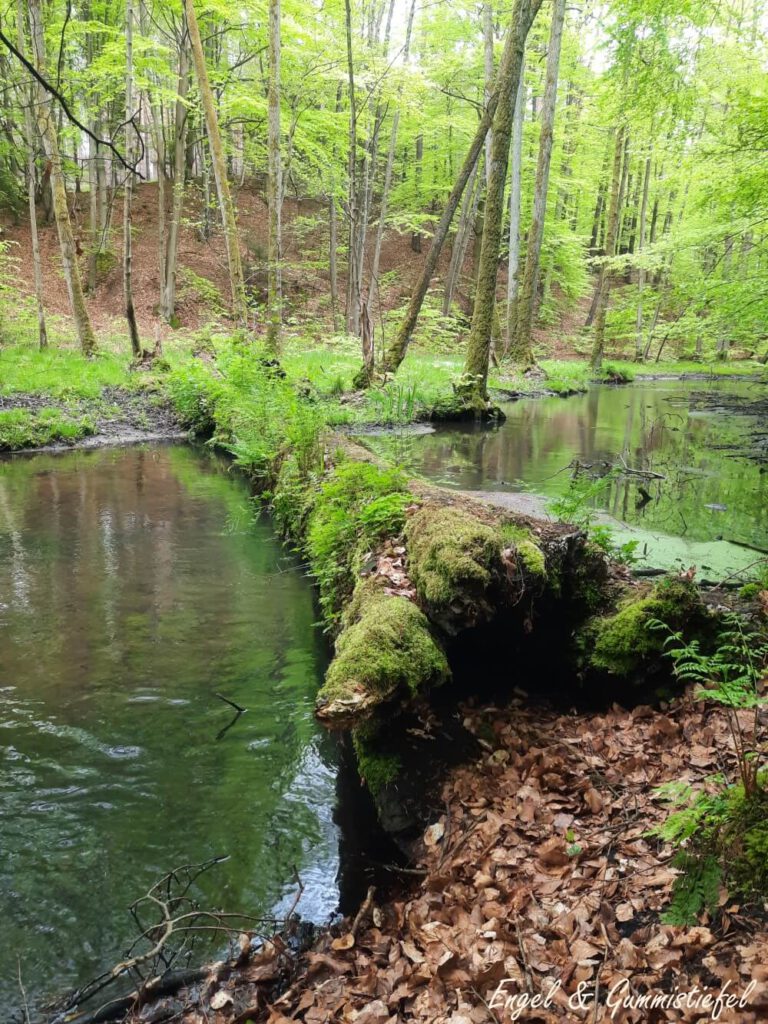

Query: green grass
[
  {"left": 0, "top": 342, "right": 130, "bottom": 398},
  {"left": 0, "top": 407, "right": 96, "bottom": 450}
]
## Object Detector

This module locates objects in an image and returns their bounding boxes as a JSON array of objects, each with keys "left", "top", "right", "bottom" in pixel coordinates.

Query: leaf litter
[{"left": 128, "top": 689, "right": 767, "bottom": 1024}]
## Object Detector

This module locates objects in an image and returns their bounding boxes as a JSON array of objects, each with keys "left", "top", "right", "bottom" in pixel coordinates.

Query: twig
[
  {"left": 285, "top": 866, "right": 304, "bottom": 920},
  {"left": 350, "top": 886, "right": 375, "bottom": 937},
  {"left": 0, "top": 23, "right": 142, "bottom": 178},
  {"left": 513, "top": 912, "right": 534, "bottom": 995},
  {"left": 215, "top": 692, "right": 247, "bottom": 713},
  {"left": 16, "top": 957, "right": 30, "bottom": 1024}
]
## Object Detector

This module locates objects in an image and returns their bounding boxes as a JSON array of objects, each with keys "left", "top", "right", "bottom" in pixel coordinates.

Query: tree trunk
[
  {"left": 266, "top": 0, "right": 282, "bottom": 354},
  {"left": 161, "top": 34, "right": 190, "bottom": 323},
  {"left": 461, "top": 0, "right": 543, "bottom": 405},
  {"left": 123, "top": 0, "right": 141, "bottom": 357},
  {"left": 634, "top": 150, "right": 652, "bottom": 361},
  {"left": 28, "top": 0, "right": 96, "bottom": 355},
  {"left": 509, "top": 0, "right": 565, "bottom": 367},
  {"left": 370, "top": 0, "right": 417, "bottom": 314},
  {"left": 483, "top": 3, "right": 494, "bottom": 183},
  {"left": 442, "top": 151, "right": 482, "bottom": 316},
  {"left": 16, "top": 0, "right": 47, "bottom": 349},
  {"left": 344, "top": 0, "right": 361, "bottom": 335},
  {"left": 384, "top": 0, "right": 542, "bottom": 376},
  {"left": 184, "top": 0, "right": 248, "bottom": 327},
  {"left": 411, "top": 133, "right": 424, "bottom": 252},
  {"left": 590, "top": 125, "right": 627, "bottom": 370},
  {"left": 503, "top": 61, "right": 525, "bottom": 350}
]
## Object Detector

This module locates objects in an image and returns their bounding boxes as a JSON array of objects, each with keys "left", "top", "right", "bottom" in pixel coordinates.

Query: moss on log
[
  {"left": 316, "top": 579, "right": 450, "bottom": 722},
  {"left": 580, "top": 577, "right": 706, "bottom": 676}
]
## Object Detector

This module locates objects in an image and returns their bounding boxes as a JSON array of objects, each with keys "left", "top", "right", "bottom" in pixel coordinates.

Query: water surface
[
  {"left": 363, "top": 378, "right": 768, "bottom": 573},
  {"left": 0, "top": 445, "right": 341, "bottom": 1014}
]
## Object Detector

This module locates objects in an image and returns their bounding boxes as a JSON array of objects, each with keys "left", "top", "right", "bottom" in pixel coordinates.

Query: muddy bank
[{"left": 0, "top": 386, "right": 185, "bottom": 451}]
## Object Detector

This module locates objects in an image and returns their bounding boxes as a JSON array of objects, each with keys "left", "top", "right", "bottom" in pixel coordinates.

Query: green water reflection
[
  {"left": 0, "top": 445, "right": 339, "bottom": 1014},
  {"left": 363, "top": 379, "right": 767, "bottom": 556}
]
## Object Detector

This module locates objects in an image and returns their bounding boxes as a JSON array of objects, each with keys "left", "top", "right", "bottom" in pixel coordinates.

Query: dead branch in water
[{"left": 50, "top": 857, "right": 291, "bottom": 1024}]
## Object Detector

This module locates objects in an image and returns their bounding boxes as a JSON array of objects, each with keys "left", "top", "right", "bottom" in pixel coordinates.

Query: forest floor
[{"left": 123, "top": 688, "right": 768, "bottom": 1024}]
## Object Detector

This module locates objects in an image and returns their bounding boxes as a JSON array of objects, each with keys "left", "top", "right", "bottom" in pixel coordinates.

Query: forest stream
[
  {"left": 0, "top": 445, "right": 376, "bottom": 1019},
  {"left": 362, "top": 378, "right": 767, "bottom": 580}
]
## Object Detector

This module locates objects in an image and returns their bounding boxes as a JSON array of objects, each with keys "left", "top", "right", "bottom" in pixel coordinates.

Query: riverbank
[
  {"left": 3, "top": 339, "right": 767, "bottom": 1023},
  {"left": 121, "top": 691, "right": 768, "bottom": 1024}
]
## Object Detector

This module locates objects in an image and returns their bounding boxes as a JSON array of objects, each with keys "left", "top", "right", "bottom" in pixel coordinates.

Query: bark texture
[
  {"left": 383, "top": 0, "right": 543, "bottom": 376},
  {"left": 461, "top": 0, "right": 543, "bottom": 406},
  {"left": 184, "top": 0, "right": 248, "bottom": 327},
  {"left": 509, "top": 0, "right": 565, "bottom": 368},
  {"left": 28, "top": 0, "right": 96, "bottom": 355}
]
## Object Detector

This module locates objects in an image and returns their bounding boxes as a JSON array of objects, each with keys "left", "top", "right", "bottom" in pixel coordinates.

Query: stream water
[
  {"left": 363, "top": 378, "right": 768, "bottom": 577},
  {"left": 0, "top": 445, "right": 354, "bottom": 1017}
]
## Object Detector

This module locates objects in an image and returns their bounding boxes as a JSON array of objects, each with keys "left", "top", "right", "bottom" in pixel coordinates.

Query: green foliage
[
  {"left": 649, "top": 614, "right": 768, "bottom": 922},
  {"left": 0, "top": 342, "right": 129, "bottom": 399},
  {"left": 305, "top": 461, "right": 410, "bottom": 623},
  {"left": 663, "top": 853, "right": 722, "bottom": 926},
  {"left": 0, "top": 407, "right": 96, "bottom": 450}
]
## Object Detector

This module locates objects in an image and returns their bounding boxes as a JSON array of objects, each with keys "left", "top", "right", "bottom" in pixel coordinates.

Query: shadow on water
[{"left": 0, "top": 443, "right": 384, "bottom": 1019}]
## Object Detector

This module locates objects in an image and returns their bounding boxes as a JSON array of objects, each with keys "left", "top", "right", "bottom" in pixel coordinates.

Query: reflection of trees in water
[
  {"left": 0, "top": 447, "right": 336, "bottom": 1012},
  {"left": 370, "top": 384, "right": 767, "bottom": 546}
]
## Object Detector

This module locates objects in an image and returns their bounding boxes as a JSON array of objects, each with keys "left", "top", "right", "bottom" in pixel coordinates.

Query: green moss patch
[
  {"left": 586, "top": 577, "right": 704, "bottom": 676},
  {"left": 405, "top": 506, "right": 505, "bottom": 632},
  {"left": 316, "top": 586, "right": 449, "bottom": 720},
  {"left": 352, "top": 722, "right": 403, "bottom": 798},
  {"left": 0, "top": 407, "right": 96, "bottom": 450}
]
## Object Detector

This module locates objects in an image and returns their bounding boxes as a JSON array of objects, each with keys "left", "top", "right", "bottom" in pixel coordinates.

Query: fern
[{"left": 663, "top": 853, "right": 722, "bottom": 926}]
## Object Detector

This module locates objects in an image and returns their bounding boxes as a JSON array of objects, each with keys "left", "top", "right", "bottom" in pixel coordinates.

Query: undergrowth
[{"left": 650, "top": 614, "right": 768, "bottom": 923}]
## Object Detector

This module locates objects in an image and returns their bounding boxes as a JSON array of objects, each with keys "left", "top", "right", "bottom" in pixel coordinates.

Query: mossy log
[{"left": 315, "top": 580, "right": 450, "bottom": 722}]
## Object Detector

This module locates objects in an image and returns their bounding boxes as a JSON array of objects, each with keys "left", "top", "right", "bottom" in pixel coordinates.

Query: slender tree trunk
[
  {"left": 329, "top": 193, "right": 339, "bottom": 331},
  {"left": 509, "top": 0, "right": 565, "bottom": 367},
  {"left": 483, "top": 2, "right": 494, "bottom": 182},
  {"left": 442, "top": 151, "right": 482, "bottom": 315},
  {"left": 28, "top": 0, "right": 96, "bottom": 355},
  {"left": 410, "top": 133, "right": 424, "bottom": 252},
  {"left": 504, "top": 60, "right": 525, "bottom": 352},
  {"left": 161, "top": 35, "right": 190, "bottom": 323},
  {"left": 123, "top": 0, "right": 141, "bottom": 357},
  {"left": 266, "top": 0, "right": 282, "bottom": 354},
  {"left": 634, "top": 150, "right": 652, "bottom": 361},
  {"left": 16, "top": 0, "right": 47, "bottom": 349},
  {"left": 590, "top": 125, "right": 627, "bottom": 370},
  {"left": 344, "top": 0, "right": 362, "bottom": 335},
  {"left": 184, "top": 0, "right": 248, "bottom": 327},
  {"left": 370, "top": 0, "right": 417, "bottom": 313},
  {"left": 461, "top": 0, "right": 543, "bottom": 405},
  {"left": 383, "top": 0, "right": 542, "bottom": 376}
]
